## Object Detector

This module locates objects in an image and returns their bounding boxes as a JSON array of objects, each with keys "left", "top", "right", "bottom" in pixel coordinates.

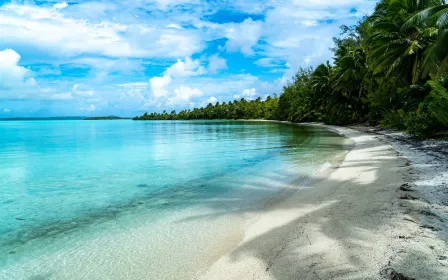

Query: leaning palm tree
[
  {"left": 403, "top": 0, "right": 448, "bottom": 75},
  {"left": 367, "top": 0, "right": 440, "bottom": 85}
]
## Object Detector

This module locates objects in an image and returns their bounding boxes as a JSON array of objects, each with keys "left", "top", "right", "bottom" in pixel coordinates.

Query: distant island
[
  {"left": 0, "top": 117, "right": 85, "bottom": 121},
  {"left": 84, "top": 116, "right": 130, "bottom": 120}
]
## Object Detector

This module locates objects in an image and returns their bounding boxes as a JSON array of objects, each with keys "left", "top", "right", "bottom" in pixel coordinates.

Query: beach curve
[{"left": 198, "top": 124, "right": 448, "bottom": 280}]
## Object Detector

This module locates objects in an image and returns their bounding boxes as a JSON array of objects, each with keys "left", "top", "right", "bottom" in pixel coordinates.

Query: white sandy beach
[{"left": 198, "top": 125, "right": 448, "bottom": 280}]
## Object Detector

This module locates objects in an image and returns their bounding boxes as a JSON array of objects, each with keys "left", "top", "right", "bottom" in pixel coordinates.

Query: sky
[{"left": 0, "top": 0, "right": 377, "bottom": 117}]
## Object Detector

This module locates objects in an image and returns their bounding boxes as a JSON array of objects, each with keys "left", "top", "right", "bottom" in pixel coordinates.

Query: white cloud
[
  {"left": 74, "top": 57, "right": 145, "bottom": 80},
  {"left": 72, "top": 84, "right": 94, "bottom": 97},
  {"left": 255, "top": 58, "right": 274, "bottom": 67},
  {"left": 167, "top": 86, "right": 202, "bottom": 106},
  {"left": 3, "top": 108, "right": 10, "bottom": 112},
  {"left": 166, "top": 73, "right": 280, "bottom": 106},
  {"left": 208, "top": 54, "right": 227, "bottom": 74},
  {"left": 242, "top": 88, "right": 257, "bottom": 99},
  {"left": 0, "top": 4, "right": 204, "bottom": 59},
  {"left": 120, "top": 88, "right": 146, "bottom": 101},
  {"left": 119, "top": 82, "right": 149, "bottom": 88},
  {"left": 0, "top": 0, "right": 376, "bottom": 115},
  {"left": 254, "top": 58, "right": 286, "bottom": 68},
  {"left": 257, "top": 0, "right": 376, "bottom": 72},
  {"left": 186, "top": 74, "right": 260, "bottom": 98},
  {"left": 0, "top": 5, "right": 131, "bottom": 57},
  {"left": 53, "top": 2, "right": 68, "bottom": 10},
  {"left": 207, "top": 96, "right": 217, "bottom": 104},
  {"left": 166, "top": 23, "right": 182, "bottom": 29},
  {"left": 145, "top": 56, "right": 220, "bottom": 107},
  {"left": 149, "top": 75, "right": 172, "bottom": 98},
  {"left": 225, "top": 18, "right": 262, "bottom": 55},
  {"left": 79, "top": 104, "right": 96, "bottom": 112},
  {"left": 26, "top": 77, "right": 37, "bottom": 87},
  {"left": 118, "top": 82, "right": 148, "bottom": 102},
  {"left": 164, "top": 57, "right": 206, "bottom": 77},
  {"left": 0, "top": 49, "right": 36, "bottom": 89}
]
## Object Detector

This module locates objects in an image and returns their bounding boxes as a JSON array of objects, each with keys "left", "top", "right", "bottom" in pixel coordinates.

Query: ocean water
[{"left": 0, "top": 120, "right": 348, "bottom": 279}]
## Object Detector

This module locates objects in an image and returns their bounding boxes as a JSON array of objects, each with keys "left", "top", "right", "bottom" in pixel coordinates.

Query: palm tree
[
  {"left": 367, "top": 0, "right": 440, "bottom": 84},
  {"left": 308, "top": 62, "right": 333, "bottom": 119},
  {"left": 403, "top": 0, "right": 448, "bottom": 75}
]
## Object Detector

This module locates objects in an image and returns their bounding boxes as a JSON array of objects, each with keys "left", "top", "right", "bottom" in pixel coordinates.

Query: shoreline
[
  {"left": 2, "top": 121, "right": 348, "bottom": 280},
  {"left": 3, "top": 121, "right": 446, "bottom": 279},
  {"left": 198, "top": 123, "right": 448, "bottom": 280}
]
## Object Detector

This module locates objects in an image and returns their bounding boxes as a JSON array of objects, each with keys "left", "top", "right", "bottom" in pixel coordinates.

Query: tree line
[
  {"left": 133, "top": 96, "right": 279, "bottom": 121},
  {"left": 134, "top": 0, "right": 448, "bottom": 137}
]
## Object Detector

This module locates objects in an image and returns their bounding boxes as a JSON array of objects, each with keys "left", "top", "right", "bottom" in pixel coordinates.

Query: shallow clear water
[{"left": 0, "top": 120, "right": 348, "bottom": 279}]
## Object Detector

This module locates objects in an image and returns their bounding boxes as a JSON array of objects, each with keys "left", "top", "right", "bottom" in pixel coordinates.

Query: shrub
[
  {"left": 405, "top": 107, "right": 440, "bottom": 137},
  {"left": 381, "top": 109, "right": 407, "bottom": 129},
  {"left": 426, "top": 78, "right": 448, "bottom": 126},
  {"left": 405, "top": 77, "right": 448, "bottom": 137}
]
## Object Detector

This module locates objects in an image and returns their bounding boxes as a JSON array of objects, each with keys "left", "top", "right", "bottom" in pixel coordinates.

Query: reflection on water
[{"left": 0, "top": 120, "right": 348, "bottom": 279}]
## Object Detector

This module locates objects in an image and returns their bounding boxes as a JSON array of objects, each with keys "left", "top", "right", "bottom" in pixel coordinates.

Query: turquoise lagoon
[{"left": 0, "top": 120, "right": 348, "bottom": 279}]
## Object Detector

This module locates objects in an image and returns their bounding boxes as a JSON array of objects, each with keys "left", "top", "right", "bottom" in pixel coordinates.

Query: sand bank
[{"left": 198, "top": 124, "right": 448, "bottom": 280}]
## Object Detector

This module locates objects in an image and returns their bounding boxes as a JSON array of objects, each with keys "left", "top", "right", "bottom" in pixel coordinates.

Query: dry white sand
[{"left": 198, "top": 125, "right": 448, "bottom": 280}]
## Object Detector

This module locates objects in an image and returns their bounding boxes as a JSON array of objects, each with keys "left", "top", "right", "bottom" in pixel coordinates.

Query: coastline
[
  {"left": 1, "top": 121, "right": 349, "bottom": 280},
  {"left": 198, "top": 123, "right": 448, "bottom": 280},
  {"left": 2, "top": 121, "right": 446, "bottom": 279}
]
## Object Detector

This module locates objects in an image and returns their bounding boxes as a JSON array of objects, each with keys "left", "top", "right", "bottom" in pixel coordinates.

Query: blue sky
[{"left": 0, "top": 0, "right": 376, "bottom": 117}]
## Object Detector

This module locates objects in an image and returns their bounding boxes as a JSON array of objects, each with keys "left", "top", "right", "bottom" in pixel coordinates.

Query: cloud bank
[{"left": 0, "top": 0, "right": 376, "bottom": 116}]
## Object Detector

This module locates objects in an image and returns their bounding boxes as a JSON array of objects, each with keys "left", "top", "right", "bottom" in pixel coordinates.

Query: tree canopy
[{"left": 133, "top": 96, "right": 279, "bottom": 121}]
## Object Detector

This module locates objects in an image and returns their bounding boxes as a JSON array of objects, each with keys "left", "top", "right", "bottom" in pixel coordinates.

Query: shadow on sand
[{"left": 175, "top": 129, "right": 448, "bottom": 280}]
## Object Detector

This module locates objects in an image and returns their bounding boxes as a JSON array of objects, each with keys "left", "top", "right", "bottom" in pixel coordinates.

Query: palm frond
[
  {"left": 402, "top": 4, "right": 448, "bottom": 31},
  {"left": 405, "top": 40, "right": 424, "bottom": 55}
]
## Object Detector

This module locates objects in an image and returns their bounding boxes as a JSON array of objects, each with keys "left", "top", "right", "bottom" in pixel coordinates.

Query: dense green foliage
[
  {"left": 135, "top": 0, "right": 448, "bottom": 137},
  {"left": 133, "top": 96, "right": 279, "bottom": 120}
]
